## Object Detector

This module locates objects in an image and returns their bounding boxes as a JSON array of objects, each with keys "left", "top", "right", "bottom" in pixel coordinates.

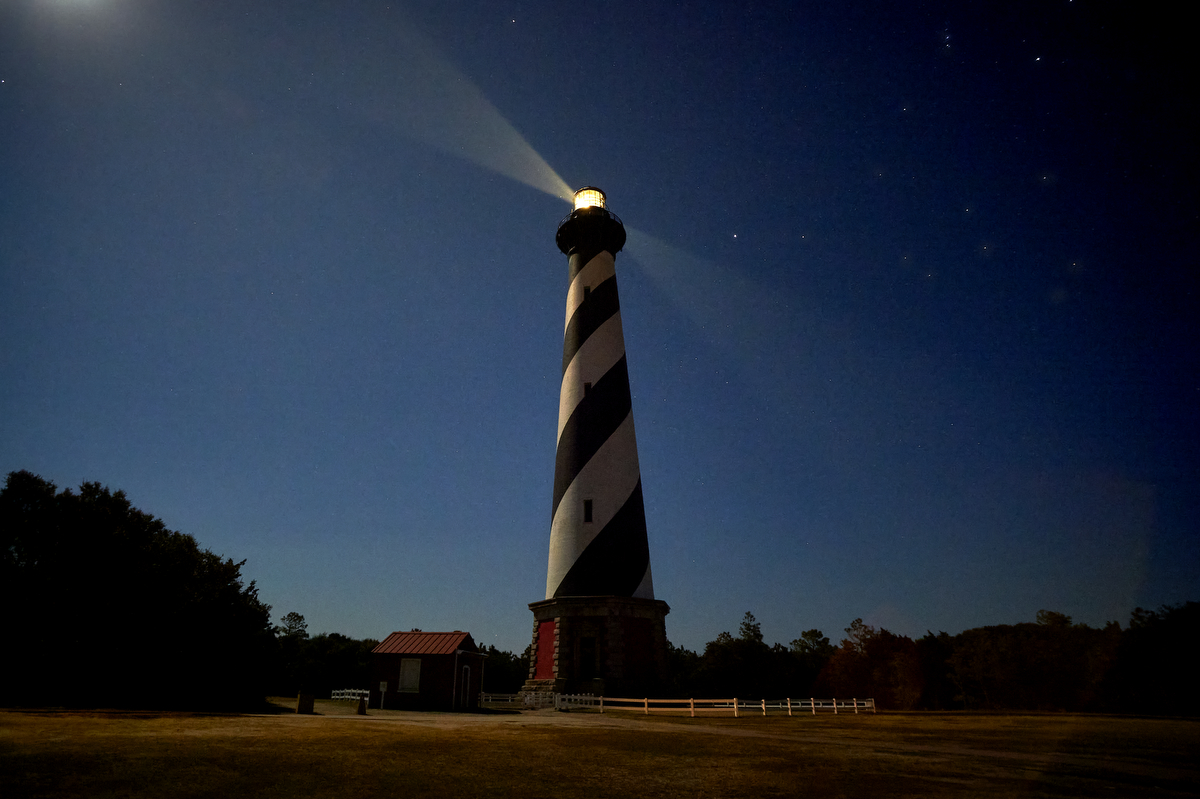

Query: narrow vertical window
[
  {"left": 583, "top": 499, "right": 593, "bottom": 523},
  {"left": 583, "top": 381, "right": 592, "bottom": 396},
  {"left": 583, "top": 285, "right": 592, "bottom": 299}
]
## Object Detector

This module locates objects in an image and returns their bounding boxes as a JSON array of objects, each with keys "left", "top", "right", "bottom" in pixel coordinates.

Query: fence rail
[
  {"left": 479, "top": 692, "right": 522, "bottom": 706},
  {"left": 519, "top": 692, "right": 597, "bottom": 709},
  {"left": 331, "top": 689, "right": 871, "bottom": 715},
  {"left": 568, "top": 695, "right": 874, "bottom": 716},
  {"left": 482, "top": 691, "right": 873, "bottom": 715}
]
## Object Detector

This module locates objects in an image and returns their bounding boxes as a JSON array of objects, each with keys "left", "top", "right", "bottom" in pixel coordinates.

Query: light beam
[
  {"left": 623, "top": 226, "right": 804, "bottom": 359},
  {"left": 357, "top": 17, "right": 573, "bottom": 204}
]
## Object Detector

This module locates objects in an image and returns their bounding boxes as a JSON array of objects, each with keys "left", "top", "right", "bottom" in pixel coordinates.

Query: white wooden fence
[
  {"left": 566, "top": 695, "right": 874, "bottom": 716},
  {"left": 516, "top": 692, "right": 597, "bottom": 709},
  {"left": 479, "top": 692, "right": 522, "bottom": 706},
  {"left": 484, "top": 692, "right": 874, "bottom": 716},
  {"left": 330, "top": 688, "right": 370, "bottom": 702}
]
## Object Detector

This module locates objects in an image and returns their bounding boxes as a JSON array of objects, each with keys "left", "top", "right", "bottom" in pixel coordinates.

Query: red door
[{"left": 535, "top": 620, "right": 556, "bottom": 680}]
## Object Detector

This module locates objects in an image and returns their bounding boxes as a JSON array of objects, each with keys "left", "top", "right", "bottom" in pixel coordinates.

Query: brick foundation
[{"left": 521, "top": 596, "right": 669, "bottom": 697}]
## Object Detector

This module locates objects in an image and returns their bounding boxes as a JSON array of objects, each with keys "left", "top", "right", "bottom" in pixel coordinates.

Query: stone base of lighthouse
[{"left": 521, "top": 597, "right": 670, "bottom": 697}]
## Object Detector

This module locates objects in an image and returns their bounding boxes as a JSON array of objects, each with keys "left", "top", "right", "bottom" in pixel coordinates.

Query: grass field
[{"left": 2, "top": 699, "right": 1197, "bottom": 797}]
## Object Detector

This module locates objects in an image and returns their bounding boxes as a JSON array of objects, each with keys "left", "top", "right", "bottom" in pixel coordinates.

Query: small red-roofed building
[{"left": 369, "top": 630, "right": 486, "bottom": 711}]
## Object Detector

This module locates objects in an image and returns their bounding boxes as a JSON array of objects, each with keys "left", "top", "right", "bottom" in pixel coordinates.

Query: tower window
[
  {"left": 583, "top": 285, "right": 591, "bottom": 299},
  {"left": 583, "top": 381, "right": 592, "bottom": 396},
  {"left": 583, "top": 499, "right": 593, "bottom": 523}
]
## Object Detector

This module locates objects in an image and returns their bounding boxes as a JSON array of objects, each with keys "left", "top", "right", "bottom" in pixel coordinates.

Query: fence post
[
  {"left": 644, "top": 697, "right": 649, "bottom": 715},
  {"left": 786, "top": 698, "right": 791, "bottom": 716},
  {"left": 761, "top": 699, "right": 766, "bottom": 716},
  {"left": 811, "top": 697, "right": 815, "bottom": 715},
  {"left": 853, "top": 698, "right": 858, "bottom": 714},
  {"left": 690, "top": 698, "right": 695, "bottom": 718},
  {"left": 600, "top": 695, "right": 604, "bottom": 714},
  {"left": 733, "top": 698, "right": 739, "bottom": 718},
  {"left": 833, "top": 697, "right": 838, "bottom": 714}
]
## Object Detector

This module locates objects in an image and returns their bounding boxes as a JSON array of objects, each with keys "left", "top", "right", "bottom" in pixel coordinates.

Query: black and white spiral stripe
[{"left": 545, "top": 239, "right": 654, "bottom": 600}]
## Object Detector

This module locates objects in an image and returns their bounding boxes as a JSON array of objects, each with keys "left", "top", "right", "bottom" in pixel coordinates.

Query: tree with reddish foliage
[{"left": 815, "top": 619, "right": 923, "bottom": 709}]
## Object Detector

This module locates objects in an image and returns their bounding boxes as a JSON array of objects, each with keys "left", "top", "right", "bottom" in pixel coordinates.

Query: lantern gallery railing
[{"left": 330, "top": 688, "right": 371, "bottom": 702}]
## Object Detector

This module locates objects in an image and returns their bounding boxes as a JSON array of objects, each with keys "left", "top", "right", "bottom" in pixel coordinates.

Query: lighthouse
[{"left": 523, "top": 187, "right": 670, "bottom": 697}]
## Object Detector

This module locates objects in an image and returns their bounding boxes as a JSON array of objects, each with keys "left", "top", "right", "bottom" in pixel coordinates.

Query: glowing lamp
[
  {"left": 573, "top": 187, "right": 606, "bottom": 211},
  {"left": 556, "top": 185, "right": 625, "bottom": 256}
]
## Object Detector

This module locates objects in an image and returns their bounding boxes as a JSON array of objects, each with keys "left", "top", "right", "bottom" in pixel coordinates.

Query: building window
[
  {"left": 583, "top": 381, "right": 592, "bottom": 396},
  {"left": 583, "top": 499, "right": 593, "bottom": 523},
  {"left": 583, "top": 285, "right": 591, "bottom": 299},
  {"left": 399, "top": 658, "right": 421, "bottom": 693}
]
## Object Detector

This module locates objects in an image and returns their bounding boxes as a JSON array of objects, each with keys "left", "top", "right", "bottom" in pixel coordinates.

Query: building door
[
  {"left": 535, "top": 620, "right": 556, "bottom": 680},
  {"left": 459, "top": 665, "right": 471, "bottom": 709},
  {"left": 580, "top": 637, "right": 597, "bottom": 680}
]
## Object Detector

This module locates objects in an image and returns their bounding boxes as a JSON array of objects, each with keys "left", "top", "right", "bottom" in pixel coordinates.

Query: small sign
[{"left": 379, "top": 681, "right": 388, "bottom": 692}]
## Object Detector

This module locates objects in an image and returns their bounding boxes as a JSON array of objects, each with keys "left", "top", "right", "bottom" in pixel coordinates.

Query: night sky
[{"left": 2, "top": 0, "right": 1195, "bottom": 654}]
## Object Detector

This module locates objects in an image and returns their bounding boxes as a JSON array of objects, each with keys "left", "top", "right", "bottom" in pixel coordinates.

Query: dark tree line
[
  {"left": 480, "top": 645, "right": 531, "bottom": 692},
  {"left": 0, "top": 470, "right": 536, "bottom": 706},
  {"left": 270, "top": 612, "right": 378, "bottom": 697},
  {"left": 668, "top": 606, "right": 1199, "bottom": 714},
  {"left": 0, "top": 471, "right": 275, "bottom": 709},
  {"left": 5, "top": 470, "right": 1194, "bottom": 714},
  {"left": 268, "top": 614, "right": 531, "bottom": 696},
  {"left": 665, "top": 613, "right": 835, "bottom": 700}
]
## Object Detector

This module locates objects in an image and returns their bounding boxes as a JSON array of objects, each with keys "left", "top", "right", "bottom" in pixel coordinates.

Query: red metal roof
[{"left": 372, "top": 631, "right": 477, "bottom": 656}]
